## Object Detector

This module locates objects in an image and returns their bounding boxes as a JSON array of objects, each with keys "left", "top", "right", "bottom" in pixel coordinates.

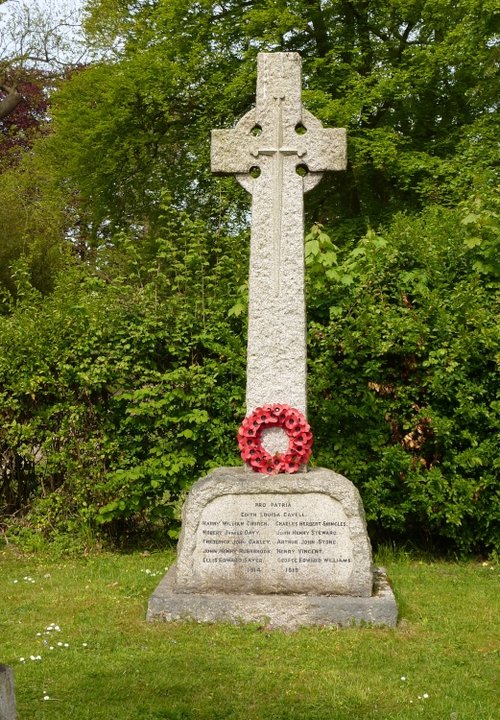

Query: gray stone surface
[
  {"left": 148, "top": 468, "right": 398, "bottom": 629},
  {"left": 147, "top": 566, "right": 397, "bottom": 630},
  {"left": 0, "top": 666, "right": 16, "bottom": 720},
  {"left": 174, "top": 467, "right": 372, "bottom": 597},
  {"left": 212, "top": 53, "right": 346, "bottom": 430}
]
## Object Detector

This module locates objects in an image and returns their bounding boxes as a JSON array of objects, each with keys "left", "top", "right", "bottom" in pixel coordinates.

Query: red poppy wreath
[{"left": 237, "top": 403, "right": 313, "bottom": 474}]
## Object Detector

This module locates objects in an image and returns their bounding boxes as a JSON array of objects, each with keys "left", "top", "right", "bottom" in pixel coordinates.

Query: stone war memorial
[{"left": 148, "top": 52, "right": 397, "bottom": 629}]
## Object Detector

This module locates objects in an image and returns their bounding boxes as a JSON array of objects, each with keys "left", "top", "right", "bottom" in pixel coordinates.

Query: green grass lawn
[{"left": 0, "top": 545, "right": 498, "bottom": 720}]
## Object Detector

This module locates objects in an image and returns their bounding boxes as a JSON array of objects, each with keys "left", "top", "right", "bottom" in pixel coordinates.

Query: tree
[
  {"left": 45, "top": 0, "right": 498, "bottom": 239},
  {"left": 0, "top": 204, "right": 247, "bottom": 546},
  {"left": 0, "top": 2, "right": 90, "bottom": 299},
  {"left": 0, "top": 66, "right": 53, "bottom": 167},
  {"left": 306, "top": 203, "right": 499, "bottom": 554}
]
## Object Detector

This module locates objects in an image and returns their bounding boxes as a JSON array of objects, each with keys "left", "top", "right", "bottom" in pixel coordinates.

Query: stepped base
[{"left": 147, "top": 565, "right": 397, "bottom": 630}]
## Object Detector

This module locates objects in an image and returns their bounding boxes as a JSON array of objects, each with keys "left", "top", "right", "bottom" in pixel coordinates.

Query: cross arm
[
  {"left": 304, "top": 127, "right": 347, "bottom": 172},
  {"left": 299, "top": 110, "right": 347, "bottom": 173},
  {"left": 211, "top": 128, "right": 256, "bottom": 175}
]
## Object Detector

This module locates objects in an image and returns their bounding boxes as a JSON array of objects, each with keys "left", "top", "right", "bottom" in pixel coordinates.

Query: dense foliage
[
  {"left": 306, "top": 202, "right": 499, "bottom": 554},
  {"left": 0, "top": 0, "right": 498, "bottom": 555},
  {"left": 0, "top": 207, "right": 247, "bottom": 547}
]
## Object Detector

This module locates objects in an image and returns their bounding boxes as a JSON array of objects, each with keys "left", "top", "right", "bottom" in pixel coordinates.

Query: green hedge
[
  {"left": 307, "top": 202, "right": 499, "bottom": 555},
  {"left": 0, "top": 202, "right": 498, "bottom": 555}
]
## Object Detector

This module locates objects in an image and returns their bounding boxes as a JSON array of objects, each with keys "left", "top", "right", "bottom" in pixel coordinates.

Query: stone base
[
  {"left": 173, "top": 467, "right": 374, "bottom": 597},
  {"left": 147, "top": 565, "right": 397, "bottom": 630}
]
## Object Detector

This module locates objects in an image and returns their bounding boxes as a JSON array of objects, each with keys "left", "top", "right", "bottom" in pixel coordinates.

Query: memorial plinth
[
  {"left": 174, "top": 469, "right": 372, "bottom": 596},
  {"left": 147, "top": 468, "right": 397, "bottom": 629}
]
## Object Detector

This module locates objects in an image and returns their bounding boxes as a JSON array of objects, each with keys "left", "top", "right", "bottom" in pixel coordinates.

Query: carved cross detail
[{"left": 211, "top": 53, "right": 347, "bottom": 422}]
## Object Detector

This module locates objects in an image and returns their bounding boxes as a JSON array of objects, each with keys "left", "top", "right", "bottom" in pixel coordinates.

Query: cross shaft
[{"left": 211, "top": 53, "right": 347, "bottom": 420}]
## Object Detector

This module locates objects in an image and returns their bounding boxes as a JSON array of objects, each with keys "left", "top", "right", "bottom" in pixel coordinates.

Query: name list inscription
[{"left": 193, "top": 493, "right": 354, "bottom": 593}]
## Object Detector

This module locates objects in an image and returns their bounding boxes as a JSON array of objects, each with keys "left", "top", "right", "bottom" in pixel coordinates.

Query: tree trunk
[
  {"left": 0, "top": 88, "right": 23, "bottom": 120},
  {"left": 304, "top": 0, "right": 330, "bottom": 57}
]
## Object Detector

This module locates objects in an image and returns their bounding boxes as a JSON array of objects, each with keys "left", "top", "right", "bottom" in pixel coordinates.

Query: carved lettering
[{"left": 194, "top": 492, "right": 354, "bottom": 592}]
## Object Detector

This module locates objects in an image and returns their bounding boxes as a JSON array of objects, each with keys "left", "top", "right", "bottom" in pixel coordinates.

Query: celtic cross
[{"left": 211, "top": 53, "right": 346, "bottom": 426}]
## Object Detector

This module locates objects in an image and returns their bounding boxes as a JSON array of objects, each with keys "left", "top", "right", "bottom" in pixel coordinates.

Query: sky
[
  {"left": 1, "top": 0, "right": 88, "bottom": 65},
  {"left": 5, "top": 0, "right": 86, "bottom": 11},
  {"left": 0, "top": 0, "right": 87, "bottom": 31}
]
